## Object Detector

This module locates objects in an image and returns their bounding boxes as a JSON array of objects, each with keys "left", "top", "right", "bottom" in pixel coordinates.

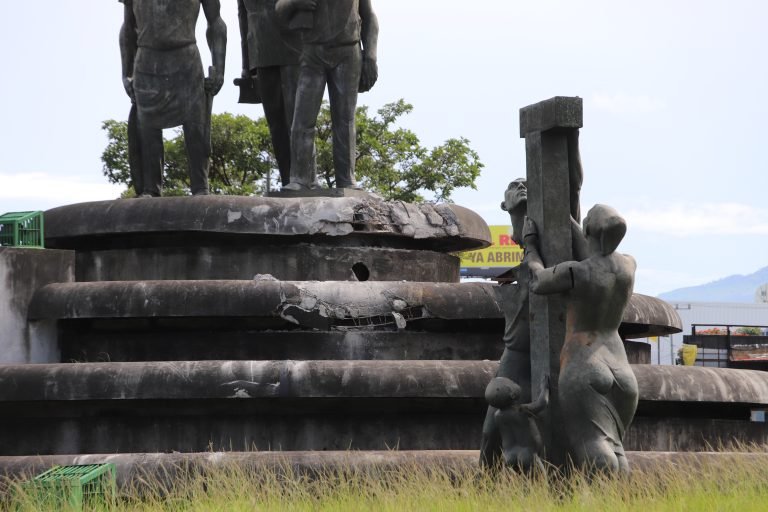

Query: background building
[{"left": 650, "top": 301, "right": 768, "bottom": 366}]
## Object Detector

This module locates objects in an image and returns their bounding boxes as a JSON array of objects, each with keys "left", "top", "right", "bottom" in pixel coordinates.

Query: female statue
[{"left": 524, "top": 204, "right": 638, "bottom": 473}]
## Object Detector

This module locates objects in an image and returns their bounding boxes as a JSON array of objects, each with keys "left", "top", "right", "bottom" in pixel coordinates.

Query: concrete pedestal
[{"left": 0, "top": 248, "right": 73, "bottom": 363}]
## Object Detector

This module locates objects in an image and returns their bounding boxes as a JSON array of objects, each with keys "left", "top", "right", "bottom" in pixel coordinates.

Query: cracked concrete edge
[
  {"left": 28, "top": 281, "right": 679, "bottom": 338},
  {"left": 44, "top": 197, "right": 492, "bottom": 250}
]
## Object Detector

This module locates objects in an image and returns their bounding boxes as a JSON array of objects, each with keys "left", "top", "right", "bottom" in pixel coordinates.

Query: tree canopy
[{"left": 101, "top": 100, "right": 483, "bottom": 202}]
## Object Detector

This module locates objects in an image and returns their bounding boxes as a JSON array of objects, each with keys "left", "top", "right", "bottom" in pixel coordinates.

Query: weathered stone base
[
  {"left": 0, "top": 362, "right": 764, "bottom": 455},
  {"left": 0, "top": 248, "right": 74, "bottom": 364}
]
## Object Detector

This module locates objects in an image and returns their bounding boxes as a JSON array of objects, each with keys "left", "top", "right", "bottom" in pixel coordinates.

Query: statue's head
[
  {"left": 501, "top": 179, "right": 527, "bottom": 215},
  {"left": 485, "top": 377, "right": 521, "bottom": 409},
  {"left": 583, "top": 204, "right": 627, "bottom": 256}
]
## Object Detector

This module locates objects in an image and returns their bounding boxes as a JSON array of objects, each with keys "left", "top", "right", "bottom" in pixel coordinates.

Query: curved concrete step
[
  {"left": 44, "top": 196, "right": 491, "bottom": 252},
  {"left": 0, "top": 361, "right": 765, "bottom": 405},
  {"left": 60, "top": 330, "right": 506, "bottom": 363},
  {"left": 29, "top": 281, "right": 682, "bottom": 339},
  {"left": 71, "top": 245, "right": 460, "bottom": 283},
  {"left": 0, "top": 362, "right": 764, "bottom": 455}
]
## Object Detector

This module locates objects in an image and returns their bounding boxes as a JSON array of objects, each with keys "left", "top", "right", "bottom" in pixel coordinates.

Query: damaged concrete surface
[
  {"left": 28, "top": 280, "right": 504, "bottom": 328},
  {"left": 30, "top": 280, "right": 680, "bottom": 338},
  {"left": 44, "top": 196, "right": 491, "bottom": 252}
]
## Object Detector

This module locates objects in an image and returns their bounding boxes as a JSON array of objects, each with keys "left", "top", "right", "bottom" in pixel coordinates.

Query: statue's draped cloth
[
  {"left": 121, "top": 0, "right": 206, "bottom": 129},
  {"left": 133, "top": 45, "right": 205, "bottom": 129}
]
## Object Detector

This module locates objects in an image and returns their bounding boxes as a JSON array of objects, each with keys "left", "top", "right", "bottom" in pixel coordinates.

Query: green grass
[{"left": 5, "top": 452, "right": 768, "bottom": 512}]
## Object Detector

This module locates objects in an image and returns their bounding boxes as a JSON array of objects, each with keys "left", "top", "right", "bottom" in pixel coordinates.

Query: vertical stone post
[{"left": 519, "top": 96, "right": 583, "bottom": 466}]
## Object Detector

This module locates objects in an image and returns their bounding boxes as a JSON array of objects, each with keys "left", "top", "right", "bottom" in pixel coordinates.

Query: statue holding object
[
  {"left": 237, "top": 0, "right": 303, "bottom": 187},
  {"left": 119, "top": 0, "right": 227, "bottom": 197},
  {"left": 275, "top": 0, "right": 379, "bottom": 191}
]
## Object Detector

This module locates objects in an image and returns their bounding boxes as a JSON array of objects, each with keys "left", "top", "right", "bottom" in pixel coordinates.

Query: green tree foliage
[
  {"left": 316, "top": 99, "right": 483, "bottom": 202},
  {"left": 102, "top": 100, "right": 483, "bottom": 202}
]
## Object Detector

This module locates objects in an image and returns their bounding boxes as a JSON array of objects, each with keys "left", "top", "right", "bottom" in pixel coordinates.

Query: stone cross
[{"left": 519, "top": 96, "right": 583, "bottom": 466}]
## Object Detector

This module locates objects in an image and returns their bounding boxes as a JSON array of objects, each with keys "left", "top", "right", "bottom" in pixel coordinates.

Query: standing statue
[
  {"left": 485, "top": 376, "right": 549, "bottom": 472},
  {"left": 275, "top": 0, "right": 379, "bottom": 191},
  {"left": 524, "top": 205, "right": 639, "bottom": 473},
  {"left": 119, "top": 0, "right": 227, "bottom": 197},
  {"left": 480, "top": 179, "right": 533, "bottom": 467},
  {"left": 480, "top": 177, "right": 583, "bottom": 468},
  {"left": 237, "top": 0, "right": 302, "bottom": 187}
]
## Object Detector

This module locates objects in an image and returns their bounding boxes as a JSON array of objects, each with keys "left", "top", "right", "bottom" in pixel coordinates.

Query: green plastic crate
[
  {"left": 0, "top": 211, "right": 44, "bottom": 248},
  {"left": 21, "top": 463, "right": 116, "bottom": 510}
]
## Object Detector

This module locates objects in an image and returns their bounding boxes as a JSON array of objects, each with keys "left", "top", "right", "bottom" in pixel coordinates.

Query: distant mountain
[{"left": 658, "top": 266, "right": 768, "bottom": 303}]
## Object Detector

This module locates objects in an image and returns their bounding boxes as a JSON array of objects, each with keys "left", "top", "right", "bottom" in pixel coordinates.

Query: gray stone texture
[
  {"left": 0, "top": 248, "right": 74, "bottom": 364},
  {"left": 28, "top": 280, "right": 678, "bottom": 340},
  {"left": 71, "top": 246, "right": 460, "bottom": 283},
  {"left": 0, "top": 362, "right": 764, "bottom": 455},
  {"left": 519, "top": 96, "right": 583, "bottom": 136},
  {"left": 44, "top": 197, "right": 490, "bottom": 253},
  {"left": 520, "top": 96, "right": 584, "bottom": 466}
]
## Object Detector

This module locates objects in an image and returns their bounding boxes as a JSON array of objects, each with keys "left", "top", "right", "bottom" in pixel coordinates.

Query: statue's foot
[
  {"left": 192, "top": 190, "right": 210, "bottom": 196},
  {"left": 281, "top": 182, "right": 308, "bottom": 191},
  {"left": 339, "top": 183, "right": 363, "bottom": 190},
  {"left": 139, "top": 193, "right": 154, "bottom": 198}
]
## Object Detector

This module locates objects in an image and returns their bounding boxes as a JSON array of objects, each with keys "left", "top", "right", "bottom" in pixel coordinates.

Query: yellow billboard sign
[{"left": 459, "top": 225, "right": 524, "bottom": 270}]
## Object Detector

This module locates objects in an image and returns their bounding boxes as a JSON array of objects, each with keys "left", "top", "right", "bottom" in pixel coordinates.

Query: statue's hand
[
  {"left": 122, "top": 76, "right": 135, "bottom": 102},
  {"left": 205, "top": 66, "right": 224, "bottom": 96},
  {"left": 358, "top": 58, "right": 378, "bottom": 93}
]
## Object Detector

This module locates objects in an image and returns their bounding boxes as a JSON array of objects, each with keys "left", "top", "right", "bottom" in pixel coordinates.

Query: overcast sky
[{"left": 1, "top": 0, "right": 766, "bottom": 297}]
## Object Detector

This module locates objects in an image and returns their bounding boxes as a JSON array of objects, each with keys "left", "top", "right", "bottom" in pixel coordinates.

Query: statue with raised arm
[
  {"left": 524, "top": 204, "right": 639, "bottom": 474},
  {"left": 485, "top": 375, "right": 549, "bottom": 473},
  {"left": 237, "top": 0, "right": 302, "bottom": 187},
  {"left": 275, "top": 0, "right": 379, "bottom": 190},
  {"left": 479, "top": 179, "right": 533, "bottom": 467},
  {"left": 119, "top": 0, "right": 227, "bottom": 197}
]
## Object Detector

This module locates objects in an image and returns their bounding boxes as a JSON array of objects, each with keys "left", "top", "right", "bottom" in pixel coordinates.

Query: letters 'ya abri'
[{"left": 119, "top": 0, "right": 227, "bottom": 197}]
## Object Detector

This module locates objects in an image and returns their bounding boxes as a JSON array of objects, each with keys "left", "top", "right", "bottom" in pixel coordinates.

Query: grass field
[{"left": 5, "top": 451, "right": 768, "bottom": 511}]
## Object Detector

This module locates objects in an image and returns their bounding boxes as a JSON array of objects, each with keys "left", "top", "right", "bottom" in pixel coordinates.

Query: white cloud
[
  {"left": 624, "top": 202, "right": 768, "bottom": 236},
  {"left": 590, "top": 93, "right": 665, "bottom": 115},
  {"left": 0, "top": 172, "right": 124, "bottom": 203}
]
